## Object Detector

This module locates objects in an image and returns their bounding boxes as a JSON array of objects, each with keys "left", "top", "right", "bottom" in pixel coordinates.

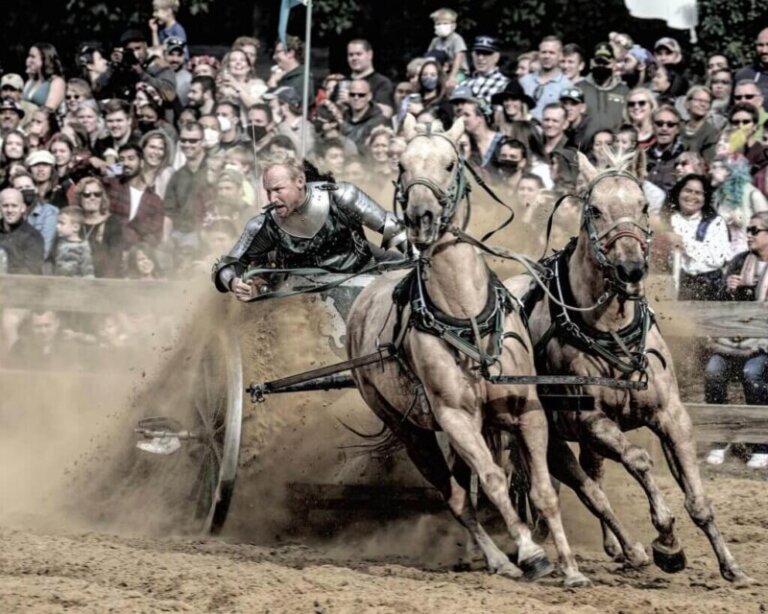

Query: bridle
[
  {"left": 394, "top": 131, "right": 469, "bottom": 236},
  {"left": 580, "top": 169, "right": 653, "bottom": 299}
]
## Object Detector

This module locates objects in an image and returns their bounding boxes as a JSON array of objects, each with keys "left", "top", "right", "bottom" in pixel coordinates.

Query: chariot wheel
[{"left": 188, "top": 329, "right": 243, "bottom": 534}]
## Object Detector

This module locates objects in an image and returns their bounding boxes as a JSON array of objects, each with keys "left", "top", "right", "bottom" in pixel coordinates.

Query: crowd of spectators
[{"left": 0, "top": 3, "right": 767, "bottom": 465}]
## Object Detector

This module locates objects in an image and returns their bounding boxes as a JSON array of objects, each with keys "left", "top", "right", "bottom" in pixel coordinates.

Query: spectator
[
  {"left": 268, "top": 36, "right": 315, "bottom": 105},
  {"left": 653, "top": 37, "right": 689, "bottom": 92},
  {"left": 187, "top": 75, "right": 217, "bottom": 116},
  {"left": 674, "top": 151, "right": 708, "bottom": 181},
  {"left": 416, "top": 59, "right": 454, "bottom": 128},
  {"left": 464, "top": 36, "right": 510, "bottom": 106},
  {"left": 733, "top": 80, "right": 767, "bottom": 143},
  {"left": 77, "top": 41, "right": 110, "bottom": 100},
  {"left": 579, "top": 43, "right": 629, "bottom": 140},
  {"left": 704, "top": 211, "right": 768, "bottom": 468},
  {"left": 271, "top": 87, "right": 315, "bottom": 154},
  {"left": 163, "top": 38, "right": 192, "bottom": 105},
  {"left": 646, "top": 105, "right": 685, "bottom": 192},
  {"left": 0, "top": 97, "right": 25, "bottom": 139},
  {"left": 452, "top": 86, "right": 501, "bottom": 170},
  {"left": 0, "top": 187, "right": 44, "bottom": 274},
  {"left": 94, "top": 99, "right": 139, "bottom": 162},
  {"left": 711, "top": 155, "right": 768, "bottom": 257},
  {"left": 26, "top": 109, "right": 60, "bottom": 152},
  {"left": 73, "top": 176, "right": 124, "bottom": 278},
  {"left": 1, "top": 74, "right": 36, "bottom": 131},
  {"left": 541, "top": 102, "right": 578, "bottom": 191},
  {"left": 728, "top": 103, "right": 767, "bottom": 176},
  {"left": 707, "top": 54, "right": 730, "bottom": 77},
  {"left": 49, "top": 134, "right": 89, "bottom": 208},
  {"left": 22, "top": 42, "right": 66, "bottom": 112},
  {"left": 125, "top": 242, "right": 164, "bottom": 280},
  {"left": 75, "top": 99, "right": 106, "bottom": 154},
  {"left": 426, "top": 8, "right": 468, "bottom": 89},
  {"left": 515, "top": 52, "right": 538, "bottom": 79},
  {"left": 666, "top": 174, "right": 729, "bottom": 300},
  {"left": 25, "top": 149, "right": 59, "bottom": 208},
  {"left": 492, "top": 80, "right": 536, "bottom": 135},
  {"left": 560, "top": 87, "right": 591, "bottom": 151},
  {"left": 560, "top": 43, "right": 586, "bottom": 83},
  {"left": 680, "top": 86, "right": 720, "bottom": 162},
  {"left": 104, "top": 143, "right": 165, "bottom": 246},
  {"left": 734, "top": 28, "right": 768, "bottom": 112},
  {"left": 215, "top": 99, "right": 250, "bottom": 151},
  {"left": 189, "top": 55, "right": 220, "bottom": 79},
  {"left": 345, "top": 39, "right": 393, "bottom": 117},
  {"left": 315, "top": 138, "right": 346, "bottom": 178},
  {"left": 363, "top": 126, "right": 395, "bottom": 196},
  {"left": 1, "top": 130, "right": 29, "bottom": 186},
  {"left": 504, "top": 120, "right": 553, "bottom": 188},
  {"left": 140, "top": 129, "right": 175, "bottom": 199},
  {"left": 708, "top": 69, "right": 733, "bottom": 120},
  {"left": 339, "top": 79, "right": 387, "bottom": 151},
  {"left": 219, "top": 47, "right": 268, "bottom": 111},
  {"left": 619, "top": 46, "right": 655, "bottom": 89},
  {"left": 519, "top": 36, "right": 572, "bottom": 121},
  {"left": 490, "top": 137, "right": 527, "bottom": 189},
  {"left": 149, "top": 0, "right": 188, "bottom": 52},
  {"left": 245, "top": 102, "right": 277, "bottom": 154},
  {"left": 10, "top": 171, "right": 58, "bottom": 259},
  {"left": 50, "top": 206, "right": 94, "bottom": 277},
  {"left": 588, "top": 129, "right": 615, "bottom": 169},
  {"left": 232, "top": 36, "right": 260, "bottom": 69},
  {"left": 165, "top": 121, "right": 209, "bottom": 236},
  {"left": 10, "top": 310, "right": 79, "bottom": 369},
  {"left": 651, "top": 63, "right": 688, "bottom": 104}
]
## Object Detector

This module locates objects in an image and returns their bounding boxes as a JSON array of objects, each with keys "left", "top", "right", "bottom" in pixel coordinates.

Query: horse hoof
[
  {"left": 728, "top": 569, "right": 759, "bottom": 588},
  {"left": 564, "top": 572, "right": 592, "bottom": 588},
  {"left": 519, "top": 554, "right": 555, "bottom": 581},
  {"left": 652, "top": 543, "right": 687, "bottom": 573},
  {"left": 626, "top": 543, "right": 651, "bottom": 568},
  {"left": 492, "top": 562, "right": 524, "bottom": 580}
]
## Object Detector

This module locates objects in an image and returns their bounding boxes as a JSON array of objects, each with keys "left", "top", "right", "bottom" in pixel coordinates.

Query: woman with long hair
[
  {"left": 72, "top": 176, "right": 124, "bottom": 278},
  {"left": 48, "top": 133, "right": 81, "bottom": 208},
  {"left": 623, "top": 87, "right": 658, "bottom": 149},
  {"left": 62, "top": 78, "right": 93, "bottom": 127},
  {"left": 504, "top": 120, "right": 553, "bottom": 188},
  {"left": 218, "top": 48, "right": 267, "bottom": 112},
  {"left": 23, "top": 43, "right": 66, "bottom": 112},
  {"left": 666, "top": 174, "right": 729, "bottom": 300},
  {"left": 125, "top": 242, "right": 164, "bottom": 281},
  {"left": 75, "top": 99, "right": 107, "bottom": 155},
  {"left": 27, "top": 108, "right": 60, "bottom": 152},
  {"left": 0, "top": 130, "right": 29, "bottom": 188},
  {"left": 140, "top": 129, "right": 175, "bottom": 199},
  {"left": 416, "top": 59, "right": 454, "bottom": 128},
  {"left": 711, "top": 155, "right": 768, "bottom": 256}
]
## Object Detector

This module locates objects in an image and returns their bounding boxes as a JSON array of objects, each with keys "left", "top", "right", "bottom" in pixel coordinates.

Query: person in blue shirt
[{"left": 149, "top": 0, "right": 189, "bottom": 60}]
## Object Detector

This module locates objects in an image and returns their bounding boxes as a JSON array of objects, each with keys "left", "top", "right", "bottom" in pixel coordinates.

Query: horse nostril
[{"left": 617, "top": 260, "right": 645, "bottom": 283}]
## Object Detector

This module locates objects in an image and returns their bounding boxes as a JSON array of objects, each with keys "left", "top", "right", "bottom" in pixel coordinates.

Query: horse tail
[{"left": 336, "top": 418, "right": 403, "bottom": 458}]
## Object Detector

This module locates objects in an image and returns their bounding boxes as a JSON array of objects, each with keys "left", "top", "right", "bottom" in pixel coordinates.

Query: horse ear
[
  {"left": 445, "top": 117, "right": 465, "bottom": 143},
  {"left": 577, "top": 151, "right": 598, "bottom": 183},
  {"left": 430, "top": 119, "right": 444, "bottom": 133},
  {"left": 632, "top": 148, "right": 647, "bottom": 179},
  {"left": 402, "top": 114, "right": 417, "bottom": 139}
]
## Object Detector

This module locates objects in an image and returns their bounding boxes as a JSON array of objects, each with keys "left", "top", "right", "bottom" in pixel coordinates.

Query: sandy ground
[{"left": 2, "top": 207, "right": 768, "bottom": 613}]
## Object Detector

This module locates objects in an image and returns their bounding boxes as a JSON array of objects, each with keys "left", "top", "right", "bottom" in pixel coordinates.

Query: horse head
[
  {"left": 397, "top": 115, "right": 466, "bottom": 250},
  {"left": 578, "top": 149, "right": 652, "bottom": 298}
]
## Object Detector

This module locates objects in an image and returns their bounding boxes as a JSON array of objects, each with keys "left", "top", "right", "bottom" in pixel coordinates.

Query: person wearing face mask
[
  {"left": 578, "top": 43, "right": 629, "bottom": 141},
  {"left": 245, "top": 103, "right": 278, "bottom": 155},
  {"left": 11, "top": 170, "right": 58, "bottom": 259},
  {"left": 199, "top": 114, "right": 223, "bottom": 154},
  {"left": 426, "top": 8, "right": 469, "bottom": 90},
  {"left": 214, "top": 99, "right": 250, "bottom": 151},
  {"left": 415, "top": 59, "right": 454, "bottom": 128}
]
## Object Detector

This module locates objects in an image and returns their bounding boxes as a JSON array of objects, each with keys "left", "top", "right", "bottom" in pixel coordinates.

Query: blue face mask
[{"left": 420, "top": 75, "right": 439, "bottom": 91}]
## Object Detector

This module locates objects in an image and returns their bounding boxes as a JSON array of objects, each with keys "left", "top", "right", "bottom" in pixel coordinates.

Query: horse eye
[
  {"left": 446, "top": 161, "right": 455, "bottom": 172},
  {"left": 642, "top": 203, "right": 649, "bottom": 215},
  {"left": 590, "top": 208, "right": 603, "bottom": 219}
]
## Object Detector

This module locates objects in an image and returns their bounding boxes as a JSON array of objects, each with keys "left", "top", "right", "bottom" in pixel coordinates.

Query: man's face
[
  {"left": 518, "top": 178, "right": 541, "bottom": 204},
  {"left": 118, "top": 149, "right": 142, "bottom": 178},
  {"left": 709, "top": 70, "right": 732, "bottom": 99},
  {"left": 654, "top": 46, "right": 677, "bottom": 66},
  {"left": 542, "top": 107, "right": 567, "bottom": 139},
  {"left": 264, "top": 166, "right": 305, "bottom": 219},
  {"left": 126, "top": 41, "right": 148, "bottom": 64},
  {"left": 653, "top": 111, "right": 680, "bottom": 145},
  {"left": 187, "top": 83, "right": 205, "bottom": 107},
  {"left": 0, "top": 189, "right": 25, "bottom": 225},
  {"left": 747, "top": 217, "right": 768, "bottom": 254},
  {"left": 756, "top": 28, "right": 768, "bottom": 67},
  {"left": 248, "top": 109, "right": 271, "bottom": 129},
  {"left": 348, "top": 81, "right": 371, "bottom": 112},
  {"left": 0, "top": 108, "right": 20, "bottom": 132},
  {"left": 347, "top": 43, "right": 373, "bottom": 73},
  {"left": 179, "top": 128, "right": 204, "bottom": 158},
  {"left": 538, "top": 41, "right": 562, "bottom": 71},
  {"left": 216, "top": 104, "right": 238, "bottom": 132},
  {"left": 562, "top": 99, "right": 585, "bottom": 124},
  {"left": 560, "top": 53, "right": 584, "bottom": 80},
  {"left": 106, "top": 111, "right": 130, "bottom": 139},
  {"left": 686, "top": 90, "right": 711, "bottom": 120},
  {"left": 734, "top": 84, "right": 764, "bottom": 111},
  {"left": 272, "top": 42, "right": 294, "bottom": 70},
  {"left": 707, "top": 55, "right": 728, "bottom": 76},
  {"left": 165, "top": 49, "right": 185, "bottom": 71},
  {"left": 1, "top": 86, "right": 21, "bottom": 102},
  {"left": 472, "top": 49, "right": 499, "bottom": 75},
  {"left": 32, "top": 312, "right": 60, "bottom": 345},
  {"left": 30, "top": 163, "right": 53, "bottom": 184}
]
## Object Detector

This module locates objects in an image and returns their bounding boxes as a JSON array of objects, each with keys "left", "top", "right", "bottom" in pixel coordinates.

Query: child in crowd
[
  {"left": 52, "top": 206, "right": 95, "bottom": 277},
  {"left": 426, "top": 8, "right": 468, "bottom": 89},
  {"left": 149, "top": 0, "right": 188, "bottom": 55}
]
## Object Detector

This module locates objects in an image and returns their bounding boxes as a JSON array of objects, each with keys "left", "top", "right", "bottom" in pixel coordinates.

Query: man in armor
[{"left": 213, "top": 158, "right": 406, "bottom": 301}]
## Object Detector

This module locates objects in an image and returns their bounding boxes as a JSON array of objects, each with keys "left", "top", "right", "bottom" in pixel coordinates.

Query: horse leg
[
  {"left": 545, "top": 436, "right": 649, "bottom": 567},
  {"left": 653, "top": 402, "right": 756, "bottom": 585},
  {"left": 435, "top": 404, "right": 554, "bottom": 582},
  {"left": 579, "top": 447, "right": 625, "bottom": 561},
  {"left": 580, "top": 415, "right": 684, "bottom": 573},
  {"left": 518, "top": 404, "right": 591, "bottom": 587}
]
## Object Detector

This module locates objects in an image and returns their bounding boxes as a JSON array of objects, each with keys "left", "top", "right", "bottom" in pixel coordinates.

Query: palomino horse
[
  {"left": 505, "top": 151, "right": 754, "bottom": 585},
  {"left": 346, "top": 116, "right": 590, "bottom": 587}
]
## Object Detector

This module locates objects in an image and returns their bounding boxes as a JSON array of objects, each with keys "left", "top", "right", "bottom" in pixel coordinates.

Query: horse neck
[
  {"left": 569, "top": 233, "right": 636, "bottom": 330},
  {"left": 423, "top": 234, "right": 490, "bottom": 319}
]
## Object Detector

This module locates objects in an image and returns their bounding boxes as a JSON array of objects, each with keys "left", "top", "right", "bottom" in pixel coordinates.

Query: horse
[
  {"left": 345, "top": 116, "right": 590, "bottom": 587},
  {"left": 504, "top": 151, "right": 754, "bottom": 585}
]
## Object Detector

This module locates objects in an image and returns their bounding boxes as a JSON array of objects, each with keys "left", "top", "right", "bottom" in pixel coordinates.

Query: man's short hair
[
  {"left": 248, "top": 102, "right": 273, "bottom": 123},
  {"left": 215, "top": 99, "right": 241, "bottom": 116},
  {"left": 118, "top": 142, "right": 142, "bottom": 159},
  {"left": 652, "top": 104, "right": 682, "bottom": 121},
  {"left": 735, "top": 79, "right": 761, "bottom": 92},
  {"left": 499, "top": 137, "right": 527, "bottom": 157},
  {"left": 519, "top": 172, "right": 544, "bottom": 189},
  {"left": 348, "top": 38, "right": 372, "bottom": 52},
  {"left": 540, "top": 35, "right": 562, "bottom": 49},
  {"left": 179, "top": 120, "right": 204, "bottom": 135},
  {"left": 103, "top": 98, "right": 131, "bottom": 116},
  {"left": 316, "top": 137, "right": 345, "bottom": 159},
  {"left": 729, "top": 102, "right": 759, "bottom": 123},
  {"left": 282, "top": 35, "right": 304, "bottom": 60},
  {"left": 191, "top": 75, "right": 216, "bottom": 95},
  {"left": 562, "top": 43, "right": 584, "bottom": 60},
  {"left": 542, "top": 102, "right": 566, "bottom": 116}
]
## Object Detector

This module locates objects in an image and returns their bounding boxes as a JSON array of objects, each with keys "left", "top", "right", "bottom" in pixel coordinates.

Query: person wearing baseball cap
[
  {"left": 464, "top": 35, "right": 510, "bottom": 105},
  {"left": 0, "top": 98, "right": 25, "bottom": 136},
  {"left": 654, "top": 37, "right": 682, "bottom": 66},
  {"left": 163, "top": 36, "right": 191, "bottom": 105},
  {"left": 1, "top": 74, "right": 37, "bottom": 131},
  {"left": 559, "top": 87, "right": 591, "bottom": 151},
  {"left": 578, "top": 42, "right": 629, "bottom": 144}
]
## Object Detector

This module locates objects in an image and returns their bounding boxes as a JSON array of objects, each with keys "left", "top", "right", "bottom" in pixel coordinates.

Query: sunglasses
[
  {"left": 179, "top": 137, "right": 202, "bottom": 144},
  {"left": 348, "top": 92, "right": 367, "bottom": 98},
  {"left": 83, "top": 191, "right": 102, "bottom": 198},
  {"left": 654, "top": 120, "right": 679, "bottom": 128},
  {"left": 66, "top": 94, "right": 82, "bottom": 100},
  {"left": 627, "top": 100, "right": 647, "bottom": 108},
  {"left": 730, "top": 119, "right": 754, "bottom": 126},
  {"left": 734, "top": 94, "right": 756, "bottom": 101},
  {"left": 746, "top": 226, "right": 768, "bottom": 236}
]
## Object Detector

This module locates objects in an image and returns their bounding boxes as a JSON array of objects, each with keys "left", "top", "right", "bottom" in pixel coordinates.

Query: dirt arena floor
[{"left": 2, "top": 206, "right": 767, "bottom": 613}]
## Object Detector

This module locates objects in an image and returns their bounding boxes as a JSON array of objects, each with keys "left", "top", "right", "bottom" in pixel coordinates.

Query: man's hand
[
  {"left": 230, "top": 277, "right": 267, "bottom": 302},
  {"left": 726, "top": 275, "right": 743, "bottom": 291}
]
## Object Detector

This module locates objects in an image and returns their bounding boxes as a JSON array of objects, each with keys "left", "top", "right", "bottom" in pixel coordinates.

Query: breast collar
[
  {"left": 268, "top": 183, "right": 332, "bottom": 239},
  {"left": 534, "top": 239, "right": 657, "bottom": 376}
]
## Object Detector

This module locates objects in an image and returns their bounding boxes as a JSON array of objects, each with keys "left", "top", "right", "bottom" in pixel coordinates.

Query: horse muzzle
[{"left": 404, "top": 209, "right": 439, "bottom": 247}]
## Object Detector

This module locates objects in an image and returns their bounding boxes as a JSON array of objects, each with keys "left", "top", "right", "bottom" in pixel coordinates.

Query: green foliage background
[{"left": 0, "top": 0, "right": 763, "bottom": 78}]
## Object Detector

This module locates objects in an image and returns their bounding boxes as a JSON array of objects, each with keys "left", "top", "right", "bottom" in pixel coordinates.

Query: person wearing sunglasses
[
  {"left": 72, "top": 176, "right": 123, "bottom": 277},
  {"left": 733, "top": 81, "right": 767, "bottom": 143},
  {"left": 622, "top": 86, "right": 657, "bottom": 149},
  {"left": 704, "top": 211, "right": 768, "bottom": 469},
  {"left": 727, "top": 103, "right": 768, "bottom": 174},
  {"left": 646, "top": 105, "right": 685, "bottom": 192},
  {"left": 339, "top": 79, "right": 388, "bottom": 152},
  {"left": 734, "top": 27, "right": 768, "bottom": 113}
]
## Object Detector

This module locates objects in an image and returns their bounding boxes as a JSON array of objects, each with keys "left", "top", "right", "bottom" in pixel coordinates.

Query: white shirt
[
  {"left": 128, "top": 186, "right": 143, "bottom": 222},
  {"left": 670, "top": 211, "right": 729, "bottom": 275}
]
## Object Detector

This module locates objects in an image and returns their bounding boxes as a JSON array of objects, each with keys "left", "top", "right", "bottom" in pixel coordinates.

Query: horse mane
[{"left": 583, "top": 146, "right": 647, "bottom": 189}]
